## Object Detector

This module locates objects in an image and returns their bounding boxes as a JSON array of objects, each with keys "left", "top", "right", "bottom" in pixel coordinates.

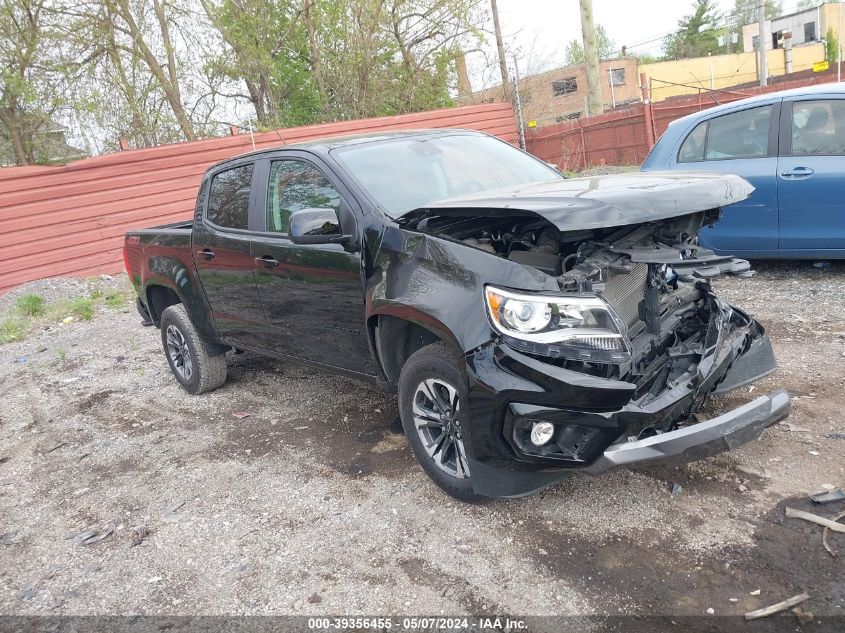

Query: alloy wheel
[
  {"left": 165, "top": 324, "right": 194, "bottom": 383},
  {"left": 411, "top": 378, "right": 470, "bottom": 479}
]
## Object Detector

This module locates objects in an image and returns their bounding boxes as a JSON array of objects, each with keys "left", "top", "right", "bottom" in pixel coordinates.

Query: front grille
[{"left": 601, "top": 263, "right": 647, "bottom": 327}]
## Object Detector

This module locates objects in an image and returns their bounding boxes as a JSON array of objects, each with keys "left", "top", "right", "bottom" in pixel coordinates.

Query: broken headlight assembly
[{"left": 484, "top": 286, "right": 631, "bottom": 362}]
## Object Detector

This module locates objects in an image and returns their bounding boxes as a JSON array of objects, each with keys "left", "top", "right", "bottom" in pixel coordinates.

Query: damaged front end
[{"left": 398, "top": 186, "right": 789, "bottom": 497}]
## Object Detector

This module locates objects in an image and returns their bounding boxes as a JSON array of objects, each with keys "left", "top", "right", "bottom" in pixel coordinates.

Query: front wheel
[
  {"left": 159, "top": 304, "right": 227, "bottom": 394},
  {"left": 398, "top": 342, "right": 483, "bottom": 502}
]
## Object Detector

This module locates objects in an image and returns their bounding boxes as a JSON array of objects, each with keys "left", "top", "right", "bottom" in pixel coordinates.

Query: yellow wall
[
  {"left": 639, "top": 43, "right": 826, "bottom": 102},
  {"left": 822, "top": 3, "right": 845, "bottom": 47}
]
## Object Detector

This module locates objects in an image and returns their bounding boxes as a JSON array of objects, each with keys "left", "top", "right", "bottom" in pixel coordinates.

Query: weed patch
[{"left": 16, "top": 294, "right": 45, "bottom": 317}]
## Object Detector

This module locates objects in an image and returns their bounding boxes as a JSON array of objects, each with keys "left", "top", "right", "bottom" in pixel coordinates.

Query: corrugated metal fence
[{"left": 0, "top": 103, "right": 517, "bottom": 294}]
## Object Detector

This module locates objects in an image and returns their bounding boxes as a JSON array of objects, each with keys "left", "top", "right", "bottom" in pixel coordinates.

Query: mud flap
[
  {"left": 136, "top": 297, "right": 154, "bottom": 326},
  {"left": 712, "top": 333, "right": 777, "bottom": 395},
  {"left": 467, "top": 458, "right": 571, "bottom": 499}
]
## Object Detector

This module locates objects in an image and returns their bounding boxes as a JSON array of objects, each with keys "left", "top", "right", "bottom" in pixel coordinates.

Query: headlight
[{"left": 484, "top": 286, "right": 631, "bottom": 362}]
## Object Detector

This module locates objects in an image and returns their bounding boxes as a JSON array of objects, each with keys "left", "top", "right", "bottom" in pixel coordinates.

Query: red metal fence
[
  {"left": 526, "top": 71, "right": 842, "bottom": 171},
  {"left": 0, "top": 103, "right": 517, "bottom": 294}
]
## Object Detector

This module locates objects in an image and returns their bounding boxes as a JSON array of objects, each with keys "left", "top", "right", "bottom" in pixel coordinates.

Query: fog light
[{"left": 530, "top": 422, "right": 555, "bottom": 446}]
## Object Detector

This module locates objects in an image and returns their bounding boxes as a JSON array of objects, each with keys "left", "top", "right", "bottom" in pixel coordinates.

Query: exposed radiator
[{"left": 600, "top": 264, "right": 648, "bottom": 327}]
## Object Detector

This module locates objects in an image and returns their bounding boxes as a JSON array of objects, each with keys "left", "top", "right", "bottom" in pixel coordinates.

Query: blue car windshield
[{"left": 332, "top": 134, "right": 562, "bottom": 218}]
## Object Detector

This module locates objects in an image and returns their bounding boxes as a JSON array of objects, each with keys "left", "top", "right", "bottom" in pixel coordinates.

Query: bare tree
[
  {"left": 96, "top": 0, "right": 196, "bottom": 140},
  {"left": 1, "top": 0, "right": 490, "bottom": 159},
  {"left": 387, "top": 0, "right": 485, "bottom": 109}
]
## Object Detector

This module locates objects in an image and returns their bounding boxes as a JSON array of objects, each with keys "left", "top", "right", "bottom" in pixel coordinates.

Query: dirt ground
[{"left": 1, "top": 263, "right": 844, "bottom": 630}]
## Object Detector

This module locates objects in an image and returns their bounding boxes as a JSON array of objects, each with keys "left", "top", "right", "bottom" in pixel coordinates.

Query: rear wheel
[
  {"left": 159, "top": 305, "right": 227, "bottom": 394},
  {"left": 398, "top": 342, "right": 483, "bottom": 502}
]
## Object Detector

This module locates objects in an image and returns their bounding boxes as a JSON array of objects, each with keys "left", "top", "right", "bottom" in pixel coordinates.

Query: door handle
[
  {"left": 780, "top": 166, "right": 814, "bottom": 178},
  {"left": 255, "top": 255, "right": 279, "bottom": 268},
  {"left": 197, "top": 248, "right": 215, "bottom": 260}
]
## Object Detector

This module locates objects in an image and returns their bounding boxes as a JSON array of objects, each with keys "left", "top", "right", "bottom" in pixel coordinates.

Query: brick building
[{"left": 463, "top": 57, "right": 640, "bottom": 126}]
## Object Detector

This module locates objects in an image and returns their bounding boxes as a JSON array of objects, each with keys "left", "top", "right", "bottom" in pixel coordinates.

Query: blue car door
[
  {"left": 777, "top": 95, "right": 845, "bottom": 251},
  {"left": 669, "top": 101, "right": 781, "bottom": 253}
]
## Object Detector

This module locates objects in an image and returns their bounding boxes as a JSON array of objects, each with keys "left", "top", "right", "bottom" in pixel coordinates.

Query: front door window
[{"left": 266, "top": 160, "right": 341, "bottom": 234}]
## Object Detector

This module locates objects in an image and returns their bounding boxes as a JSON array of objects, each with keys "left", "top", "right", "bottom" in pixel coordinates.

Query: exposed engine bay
[{"left": 402, "top": 209, "right": 759, "bottom": 398}]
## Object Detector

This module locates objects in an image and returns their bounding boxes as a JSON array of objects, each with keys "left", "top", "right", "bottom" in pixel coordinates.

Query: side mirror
[{"left": 289, "top": 208, "right": 351, "bottom": 245}]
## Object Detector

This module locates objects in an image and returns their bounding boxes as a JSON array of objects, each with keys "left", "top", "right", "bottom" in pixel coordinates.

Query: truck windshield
[{"left": 332, "top": 134, "right": 561, "bottom": 218}]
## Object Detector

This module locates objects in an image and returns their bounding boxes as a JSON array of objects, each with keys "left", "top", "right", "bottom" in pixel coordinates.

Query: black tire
[
  {"left": 159, "top": 304, "right": 227, "bottom": 395},
  {"left": 398, "top": 342, "right": 484, "bottom": 502}
]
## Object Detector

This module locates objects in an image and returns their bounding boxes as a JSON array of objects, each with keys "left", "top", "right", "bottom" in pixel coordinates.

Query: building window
[
  {"left": 552, "top": 77, "right": 577, "bottom": 96},
  {"left": 804, "top": 21, "right": 816, "bottom": 42},
  {"left": 609, "top": 68, "right": 626, "bottom": 86}
]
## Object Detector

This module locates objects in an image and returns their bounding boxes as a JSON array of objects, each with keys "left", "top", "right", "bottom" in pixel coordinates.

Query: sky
[{"left": 465, "top": 0, "right": 814, "bottom": 90}]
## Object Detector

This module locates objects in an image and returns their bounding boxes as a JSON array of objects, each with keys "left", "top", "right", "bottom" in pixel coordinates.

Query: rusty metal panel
[{"left": 0, "top": 103, "right": 517, "bottom": 294}]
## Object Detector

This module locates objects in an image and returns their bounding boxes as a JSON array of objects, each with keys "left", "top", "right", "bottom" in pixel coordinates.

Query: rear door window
[{"left": 206, "top": 164, "right": 254, "bottom": 230}]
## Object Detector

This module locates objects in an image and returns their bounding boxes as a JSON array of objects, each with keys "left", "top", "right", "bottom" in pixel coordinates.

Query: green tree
[
  {"left": 202, "top": 0, "right": 483, "bottom": 128},
  {"left": 826, "top": 27, "right": 839, "bottom": 62},
  {"left": 796, "top": 0, "right": 839, "bottom": 10},
  {"left": 732, "top": 0, "right": 781, "bottom": 26},
  {"left": 384, "top": 0, "right": 482, "bottom": 113},
  {"left": 664, "top": 0, "right": 723, "bottom": 60},
  {"left": 0, "top": 0, "right": 87, "bottom": 165},
  {"left": 728, "top": 0, "right": 780, "bottom": 53},
  {"left": 312, "top": 0, "right": 484, "bottom": 120},
  {"left": 201, "top": 0, "right": 318, "bottom": 128},
  {"left": 635, "top": 52, "right": 663, "bottom": 64},
  {"left": 1, "top": 0, "right": 486, "bottom": 158},
  {"left": 563, "top": 24, "right": 615, "bottom": 66}
]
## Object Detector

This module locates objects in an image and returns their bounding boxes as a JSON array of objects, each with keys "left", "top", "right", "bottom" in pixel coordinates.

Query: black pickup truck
[{"left": 124, "top": 129, "right": 790, "bottom": 501}]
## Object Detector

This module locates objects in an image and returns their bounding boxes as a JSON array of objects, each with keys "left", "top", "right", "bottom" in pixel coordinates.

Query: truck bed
[{"left": 126, "top": 220, "right": 193, "bottom": 236}]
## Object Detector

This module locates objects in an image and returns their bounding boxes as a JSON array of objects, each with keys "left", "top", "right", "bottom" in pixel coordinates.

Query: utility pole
[
  {"left": 836, "top": 7, "right": 842, "bottom": 81},
  {"left": 758, "top": 0, "right": 768, "bottom": 86},
  {"left": 512, "top": 55, "right": 526, "bottom": 150},
  {"left": 579, "top": 0, "right": 603, "bottom": 116},
  {"left": 607, "top": 68, "right": 616, "bottom": 108},
  {"left": 490, "top": 0, "right": 510, "bottom": 97},
  {"left": 455, "top": 51, "right": 472, "bottom": 101},
  {"left": 784, "top": 33, "right": 793, "bottom": 74}
]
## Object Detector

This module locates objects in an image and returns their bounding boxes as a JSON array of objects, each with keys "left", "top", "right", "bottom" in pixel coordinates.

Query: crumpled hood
[{"left": 399, "top": 171, "right": 754, "bottom": 232}]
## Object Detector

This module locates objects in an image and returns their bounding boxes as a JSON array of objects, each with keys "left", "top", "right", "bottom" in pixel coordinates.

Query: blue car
[{"left": 642, "top": 82, "right": 845, "bottom": 258}]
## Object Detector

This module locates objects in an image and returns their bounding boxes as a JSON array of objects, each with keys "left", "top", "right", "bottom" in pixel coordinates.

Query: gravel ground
[
  {"left": 0, "top": 263, "right": 844, "bottom": 629},
  {"left": 573, "top": 165, "right": 639, "bottom": 177},
  {"left": 0, "top": 276, "right": 128, "bottom": 315}
]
